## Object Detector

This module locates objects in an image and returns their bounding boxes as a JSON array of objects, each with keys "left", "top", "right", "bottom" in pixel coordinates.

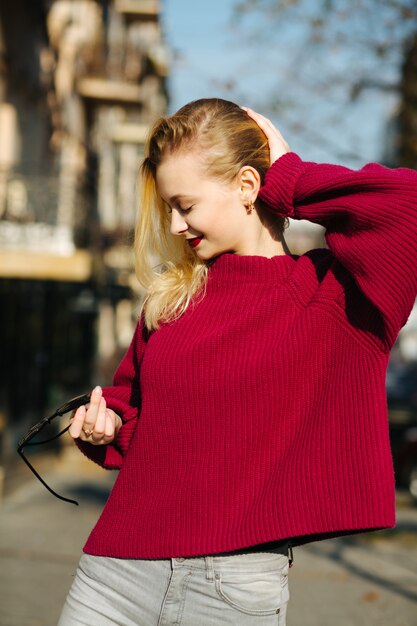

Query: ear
[{"left": 237, "top": 166, "right": 261, "bottom": 204}]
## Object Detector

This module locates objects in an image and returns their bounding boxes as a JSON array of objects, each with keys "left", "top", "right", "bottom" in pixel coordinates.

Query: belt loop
[
  {"left": 288, "top": 543, "right": 294, "bottom": 568},
  {"left": 205, "top": 556, "right": 214, "bottom": 581}
]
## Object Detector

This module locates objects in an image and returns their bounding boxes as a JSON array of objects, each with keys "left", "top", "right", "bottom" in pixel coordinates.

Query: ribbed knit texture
[{"left": 77, "top": 152, "right": 417, "bottom": 559}]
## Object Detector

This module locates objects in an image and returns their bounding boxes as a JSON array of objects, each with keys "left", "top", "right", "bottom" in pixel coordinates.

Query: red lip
[{"left": 188, "top": 237, "right": 203, "bottom": 248}]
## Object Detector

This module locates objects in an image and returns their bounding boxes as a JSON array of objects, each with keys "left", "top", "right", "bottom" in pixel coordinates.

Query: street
[{"left": 1, "top": 451, "right": 417, "bottom": 626}]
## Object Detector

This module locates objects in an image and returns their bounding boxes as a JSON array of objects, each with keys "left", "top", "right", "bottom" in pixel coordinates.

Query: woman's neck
[{"left": 232, "top": 206, "right": 289, "bottom": 258}]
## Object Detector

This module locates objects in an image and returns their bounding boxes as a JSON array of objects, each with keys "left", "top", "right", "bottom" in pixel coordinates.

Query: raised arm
[{"left": 245, "top": 108, "right": 417, "bottom": 349}]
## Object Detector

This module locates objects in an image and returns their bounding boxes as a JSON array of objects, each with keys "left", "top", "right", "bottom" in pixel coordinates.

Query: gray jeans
[{"left": 57, "top": 551, "right": 290, "bottom": 625}]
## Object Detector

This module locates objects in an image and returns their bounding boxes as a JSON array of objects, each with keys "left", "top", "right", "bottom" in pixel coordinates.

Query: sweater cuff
[
  {"left": 101, "top": 392, "right": 140, "bottom": 424},
  {"left": 74, "top": 414, "right": 139, "bottom": 469},
  {"left": 74, "top": 390, "right": 140, "bottom": 470},
  {"left": 258, "top": 152, "right": 305, "bottom": 217},
  {"left": 75, "top": 437, "right": 123, "bottom": 469}
]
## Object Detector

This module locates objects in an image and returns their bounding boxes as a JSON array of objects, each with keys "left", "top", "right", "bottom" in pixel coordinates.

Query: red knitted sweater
[{"left": 77, "top": 152, "right": 417, "bottom": 559}]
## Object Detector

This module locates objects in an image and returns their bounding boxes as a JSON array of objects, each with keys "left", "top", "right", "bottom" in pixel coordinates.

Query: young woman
[{"left": 58, "top": 98, "right": 417, "bottom": 625}]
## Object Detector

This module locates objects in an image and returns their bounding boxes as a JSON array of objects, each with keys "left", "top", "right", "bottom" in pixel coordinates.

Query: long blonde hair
[{"left": 135, "top": 98, "right": 287, "bottom": 330}]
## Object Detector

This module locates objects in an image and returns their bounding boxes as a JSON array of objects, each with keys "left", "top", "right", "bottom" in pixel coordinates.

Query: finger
[
  {"left": 242, "top": 107, "right": 284, "bottom": 141},
  {"left": 243, "top": 107, "right": 275, "bottom": 130},
  {"left": 83, "top": 385, "right": 102, "bottom": 431},
  {"left": 249, "top": 111, "right": 284, "bottom": 141},
  {"left": 91, "top": 397, "right": 107, "bottom": 441},
  {"left": 89, "top": 411, "right": 117, "bottom": 446},
  {"left": 103, "top": 409, "right": 118, "bottom": 439},
  {"left": 68, "top": 405, "right": 86, "bottom": 438},
  {"left": 113, "top": 414, "right": 123, "bottom": 437},
  {"left": 104, "top": 412, "right": 114, "bottom": 439}
]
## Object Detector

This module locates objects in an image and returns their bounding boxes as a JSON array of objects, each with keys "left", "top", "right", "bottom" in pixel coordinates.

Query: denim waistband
[
  {"left": 214, "top": 540, "right": 290, "bottom": 557},
  {"left": 170, "top": 550, "right": 290, "bottom": 576}
]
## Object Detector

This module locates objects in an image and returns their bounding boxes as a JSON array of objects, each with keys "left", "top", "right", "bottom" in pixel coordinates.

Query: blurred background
[
  {"left": 1, "top": 3, "right": 417, "bottom": 625},
  {"left": 0, "top": 0, "right": 417, "bottom": 513}
]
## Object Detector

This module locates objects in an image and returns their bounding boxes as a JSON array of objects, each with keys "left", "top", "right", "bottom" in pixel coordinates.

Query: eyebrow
[{"left": 168, "top": 194, "right": 193, "bottom": 204}]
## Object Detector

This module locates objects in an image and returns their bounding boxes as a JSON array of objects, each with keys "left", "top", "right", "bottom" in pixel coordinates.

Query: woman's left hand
[
  {"left": 242, "top": 107, "right": 290, "bottom": 165},
  {"left": 68, "top": 386, "right": 122, "bottom": 445}
]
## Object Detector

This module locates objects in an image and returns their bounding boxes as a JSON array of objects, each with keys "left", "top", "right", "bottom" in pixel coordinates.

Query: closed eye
[{"left": 166, "top": 205, "right": 194, "bottom": 214}]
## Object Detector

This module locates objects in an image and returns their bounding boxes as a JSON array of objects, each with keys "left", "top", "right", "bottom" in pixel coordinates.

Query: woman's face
[{"left": 155, "top": 150, "right": 259, "bottom": 261}]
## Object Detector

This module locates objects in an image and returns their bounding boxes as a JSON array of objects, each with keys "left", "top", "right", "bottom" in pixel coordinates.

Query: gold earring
[{"left": 245, "top": 202, "right": 255, "bottom": 215}]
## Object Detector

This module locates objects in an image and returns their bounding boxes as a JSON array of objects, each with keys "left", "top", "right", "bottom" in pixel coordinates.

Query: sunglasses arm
[
  {"left": 16, "top": 392, "right": 91, "bottom": 506},
  {"left": 17, "top": 446, "right": 79, "bottom": 506}
]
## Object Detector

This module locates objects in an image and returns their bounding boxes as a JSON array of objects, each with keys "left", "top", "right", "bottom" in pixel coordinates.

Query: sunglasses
[{"left": 17, "top": 392, "right": 91, "bottom": 506}]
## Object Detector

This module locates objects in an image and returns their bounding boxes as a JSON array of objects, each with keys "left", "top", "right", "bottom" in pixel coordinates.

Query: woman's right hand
[
  {"left": 68, "top": 386, "right": 122, "bottom": 445},
  {"left": 242, "top": 107, "right": 290, "bottom": 165}
]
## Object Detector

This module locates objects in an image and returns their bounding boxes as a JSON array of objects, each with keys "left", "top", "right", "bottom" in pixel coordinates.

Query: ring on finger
[{"left": 82, "top": 427, "right": 94, "bottom": 437}]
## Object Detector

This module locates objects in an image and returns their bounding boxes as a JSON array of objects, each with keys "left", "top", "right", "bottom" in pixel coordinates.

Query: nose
[{"left": 170, "top": 209, "right": 188, "bottom": 236}]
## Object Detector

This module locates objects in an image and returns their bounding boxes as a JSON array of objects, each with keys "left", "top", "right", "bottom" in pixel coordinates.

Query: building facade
[{"left": 0, "top": 0, "right": 168, "bottom": 495}]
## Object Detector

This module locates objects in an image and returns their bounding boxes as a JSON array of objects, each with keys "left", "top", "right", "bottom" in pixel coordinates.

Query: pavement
[{"left": 1, "top": 447, "right": 417, "bottom": 626}]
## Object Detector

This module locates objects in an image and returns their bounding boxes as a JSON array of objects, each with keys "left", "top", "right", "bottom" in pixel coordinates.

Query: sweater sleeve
[
  {"left": 75, "top": 313, "right": 148, "bottom": 469},
  {"left": 258, "top": 152, "right": 417, "bottom": 349}
]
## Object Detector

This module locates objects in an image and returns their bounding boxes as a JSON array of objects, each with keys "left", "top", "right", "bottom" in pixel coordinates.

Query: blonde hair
[{"left": 135, "top": 98, "right": 287, "bottom": 330}]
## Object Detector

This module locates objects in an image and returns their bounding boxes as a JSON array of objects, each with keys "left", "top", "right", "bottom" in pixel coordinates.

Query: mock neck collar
[{"left": 206, "top": 251, "right": 297, "bottom": 284}]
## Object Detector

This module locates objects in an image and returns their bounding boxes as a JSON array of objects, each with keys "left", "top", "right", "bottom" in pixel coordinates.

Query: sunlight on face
[{"left": 156, "top": 151, "right": 254, "bottom": 260}]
